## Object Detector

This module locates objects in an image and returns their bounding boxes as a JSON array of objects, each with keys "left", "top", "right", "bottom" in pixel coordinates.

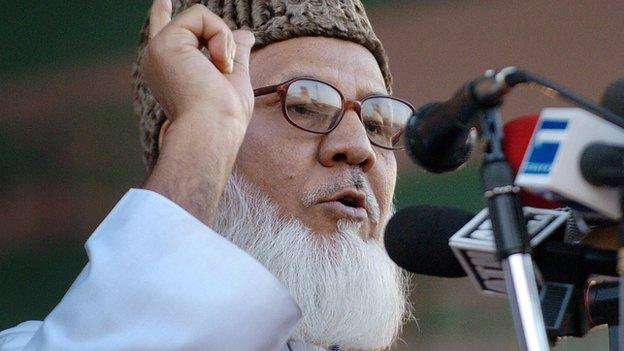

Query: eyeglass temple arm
[{"left": 253, "top": 85, "right": 280, "bottom": 97}]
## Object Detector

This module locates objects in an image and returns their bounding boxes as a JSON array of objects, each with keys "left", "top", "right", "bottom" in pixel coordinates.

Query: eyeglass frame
[{"left": 253, "top": 76, "right": 414, "bottom": 150}]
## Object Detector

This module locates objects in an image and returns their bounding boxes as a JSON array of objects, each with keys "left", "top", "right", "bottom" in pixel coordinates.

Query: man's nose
[{"left": 317, "top": 109, "right": 376, "bottom": 172}]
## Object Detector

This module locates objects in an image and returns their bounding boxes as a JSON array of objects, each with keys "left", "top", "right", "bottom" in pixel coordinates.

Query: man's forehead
[
  {"left": 274, "top": 68, "right": 387, "bottom": 97},
  {"left": 250, "top": 37, "right": 388, "bottom": 98}
]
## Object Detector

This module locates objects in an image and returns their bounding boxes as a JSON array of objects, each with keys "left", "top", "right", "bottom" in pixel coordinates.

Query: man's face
[
  {"left": 237, "top": 36, "right": 397, "bottom": 239},
  {"left": 218, "top": 38, "right": 408, "bottom": 349}
]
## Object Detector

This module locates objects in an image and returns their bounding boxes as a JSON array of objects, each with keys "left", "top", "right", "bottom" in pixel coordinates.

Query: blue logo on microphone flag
[
  {"left": 522, "top": 119, "right": 568, "bottom": 175},
  {"left": 539, "top": 120, "right": 568, "bottom": 130},
  {"left": 523, "top": 142, "right": 560, "bottom": 174}
]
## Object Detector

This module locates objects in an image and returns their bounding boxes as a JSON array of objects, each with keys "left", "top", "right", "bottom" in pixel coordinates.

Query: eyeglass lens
[{"left": 284, "top": 79, "right": 412, "bottom": 149}]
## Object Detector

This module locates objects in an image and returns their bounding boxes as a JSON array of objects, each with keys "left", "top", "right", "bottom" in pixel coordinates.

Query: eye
[
  {"left": 364, "top": 120, "right": 383, "bottom": 134},
  {"left": 288, "top": 103, "right": 329, "bottom": 119},
  {"left": 291, "top": 104, "right": 308, "bottom": 114},
  {"left": 258, "top": 94, "right": 281, "bottom": 108}
]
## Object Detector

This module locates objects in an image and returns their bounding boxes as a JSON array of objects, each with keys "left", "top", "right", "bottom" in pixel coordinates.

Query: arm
[
  {"left": 141, "top": 0, "right": 255, "bottom": 227},
  {"left": 2, "top": 1, "right": 301, "bottom": 349},
  {"left": 0, "top": 189, "right": 300, "bottom": 351}
]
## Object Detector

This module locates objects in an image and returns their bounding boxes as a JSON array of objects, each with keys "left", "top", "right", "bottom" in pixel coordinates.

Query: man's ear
[{"left": 158, "top": 119, "right": 172, "bottom": 150}]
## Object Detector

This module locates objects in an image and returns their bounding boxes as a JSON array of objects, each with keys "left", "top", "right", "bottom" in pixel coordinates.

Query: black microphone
[
  {"left": 384, "top": 205, "right": 473, "bottom": 277},
  {"left": 384, "top": 205, "right": 617, "bottom": 279},
  {"left": 601, "top": 77, "right": 624, "bottom": 119},
  {"left": 579, "top": 77, "right": 624, "bottom": 189},
  {"left": 580, "top": 143, "right": 624, "bottom": 188},
  {"left": 384, "top": 205, "right": 618, "bottom": 340},
  {"left": 405, "top": 67, "right": 527, "bottom": 173}
]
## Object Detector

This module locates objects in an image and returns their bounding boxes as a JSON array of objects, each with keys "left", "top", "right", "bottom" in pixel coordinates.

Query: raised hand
[
  {"left": 142, "top": 0, "right": 255, "bottom": 123},
  {"left": 142, "top": 0, "right": 255, "bottom": 226}
]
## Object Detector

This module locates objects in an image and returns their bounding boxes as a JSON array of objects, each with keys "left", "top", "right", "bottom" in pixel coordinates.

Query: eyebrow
[
  {"left": 274, "top": 69, "right": 310, "bottom": 83},
  {"left": 273, "top": 69, "right": 389, "bottom": 97}
]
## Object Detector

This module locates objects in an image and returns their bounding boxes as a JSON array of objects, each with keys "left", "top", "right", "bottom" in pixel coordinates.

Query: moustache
[{"left": 301, "top": 169, "right": 381, "bottom": 224}]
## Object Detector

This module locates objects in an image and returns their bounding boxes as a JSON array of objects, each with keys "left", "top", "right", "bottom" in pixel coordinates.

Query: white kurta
[{"left": 0, "top": 189, "right": 324, "bottom": 351}]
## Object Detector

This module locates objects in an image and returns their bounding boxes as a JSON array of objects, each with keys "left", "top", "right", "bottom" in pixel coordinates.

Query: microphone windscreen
[
  {"left": 580, "top": 143, "right": 624, "bottom": 187},
  {"left": 600, "top": 77, "right": 624, "bottom": 118},
  {"left": 384, "top": 205, "right": 473, "bottom": 277},
  {"left": 503, "top": 114, "right": 560, "bottom": 209}
]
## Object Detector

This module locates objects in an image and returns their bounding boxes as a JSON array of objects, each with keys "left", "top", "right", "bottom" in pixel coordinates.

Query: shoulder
[{"left": 0, "top": 321, "right": 41, "bottom": 350}]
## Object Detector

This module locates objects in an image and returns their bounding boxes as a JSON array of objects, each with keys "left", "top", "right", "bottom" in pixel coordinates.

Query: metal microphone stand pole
[
  {"left": 619, "top": 193, "right": 624, "bottom": 351},
  {"left": 611, "top": 324, "right": 619, "bottom": 351},
  {"left": 480, "top": 108, "right": 550, "bottom": 351}
]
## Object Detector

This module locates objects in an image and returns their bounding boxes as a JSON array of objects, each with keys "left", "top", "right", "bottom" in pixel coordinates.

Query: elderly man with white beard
[{"left": 0, "top": 0, "right": 415, "bottom": 350}]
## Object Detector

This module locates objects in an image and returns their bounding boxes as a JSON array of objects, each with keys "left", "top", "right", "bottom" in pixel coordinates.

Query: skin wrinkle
[{"left": 271, "top": 67, "right": 386, "bottom": 98}]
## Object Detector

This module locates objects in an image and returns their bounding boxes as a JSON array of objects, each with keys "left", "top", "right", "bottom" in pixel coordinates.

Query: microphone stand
[
  {"left": 619, "top": 193, "right": 623, "bottom": 351},
  {"left": 479, "top": 108, "right": 550, "bottom": 351}
]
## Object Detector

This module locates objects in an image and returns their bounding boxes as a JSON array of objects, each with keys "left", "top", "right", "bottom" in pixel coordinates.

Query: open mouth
[
  {"left": 318, "top": 189, "right": 368, "bottom": 221},
  {"left": 337, "top": 195, "right": 362, "bottom": 208}
]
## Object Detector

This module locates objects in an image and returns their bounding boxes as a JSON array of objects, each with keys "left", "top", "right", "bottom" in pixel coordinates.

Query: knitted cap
[{"left": 132, "top": 0, "right": 392, "bottom": 170}]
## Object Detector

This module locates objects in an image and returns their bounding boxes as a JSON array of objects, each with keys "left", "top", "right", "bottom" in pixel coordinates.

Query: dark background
[{"left": 1, "top": 1, "right": 622, "bottom": 349}]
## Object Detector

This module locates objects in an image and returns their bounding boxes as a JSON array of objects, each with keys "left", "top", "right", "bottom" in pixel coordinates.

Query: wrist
[
  {"left": 144, "top": 111, "right": 248, "bottom": 225},
  {"left": 175, "top": 109, "right": 249, "bottom": 139}
]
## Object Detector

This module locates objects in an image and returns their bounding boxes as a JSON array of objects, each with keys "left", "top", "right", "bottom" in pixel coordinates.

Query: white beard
[{"left": 213, "top": 173, "right": 411, "bottom": 351}]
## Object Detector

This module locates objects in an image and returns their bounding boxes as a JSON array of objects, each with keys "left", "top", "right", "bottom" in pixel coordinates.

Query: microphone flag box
[
  {"left": 515, "top": 108, "right": 624, "bottom": 219},
  {"left": 449, "top": 207, "right": 569, "bottom": 297}
]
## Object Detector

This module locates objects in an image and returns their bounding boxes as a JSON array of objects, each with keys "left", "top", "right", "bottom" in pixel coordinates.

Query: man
[{"left": 0, "top": 0, "right": 413, "bottom": 350}]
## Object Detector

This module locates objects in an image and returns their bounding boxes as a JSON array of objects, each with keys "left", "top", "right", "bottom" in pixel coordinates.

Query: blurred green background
[{"left": 1, "top": 0, "right": 622, "bottom": 349}]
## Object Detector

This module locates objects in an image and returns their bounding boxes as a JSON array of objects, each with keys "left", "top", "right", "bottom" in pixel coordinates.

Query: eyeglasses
[{"left": 253, "top": 77, "right": 415, "bottom": 150}]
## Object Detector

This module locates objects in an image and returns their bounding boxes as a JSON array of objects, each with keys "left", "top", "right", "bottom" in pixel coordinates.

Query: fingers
[
  {"left": 221, "top": 30, "right": 256, "bottom": 116},
  {"left": 231, "top": 30, "right": 255, "bottom": 73},
  {"left": 168, "top": 4, "right": 236, "bottom": 74},
  {"left": 149, "top": 0, "right": 172, "bottom": 39},
  {"left": 207, "top": 30, "right": 234, "bottom": 74},
  {"left": 227, "top": 30, "right": 255, "bottom": 89}
]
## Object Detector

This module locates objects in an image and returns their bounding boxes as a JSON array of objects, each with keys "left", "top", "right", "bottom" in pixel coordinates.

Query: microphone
[
  {"left": 406, "top": 72, "right": 624, "bottom": 176},
  {"left": 503, "top": 114, "right": 560, "bottom": 209},
  {"left": 384, "top": 205, "right": 616, "bottom": 285},
  {"left": 513, "top": 76, "right": 624, "bottom": 219},
  {"left": 579, "top": 78, "right": 624, "bottom": 189},
  {"left": 449, "top": 206, "right": 572, "bottom": 296},
  {"left": 398, "top": 71, "right": 623, "bottom": 346},
  {"left": 448, "top": 204, "right": 618, "bottom": 339},
  {"left": 601, "top": 77, "right": 624, "bottom": 118},
  {"left": 581, "top": 77, "right": 624, "bottom": 188},
  {"left": 514, "top": 108, "right": 624, "bottom": 219},
  {"left": 405, "top": 67, "right": 526, "bottom": 173},
  {"left": 383, "top": 205, "right": 473, "bottom": 277},
  {"left": 383, "top": 205, "right": 571, "bottom": 288},
  {"left": 384, "top": 205, "right": 618, "bottom": 340},
  {"left": 580, "top": 143, "right": 624, "bottom": 188}
]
